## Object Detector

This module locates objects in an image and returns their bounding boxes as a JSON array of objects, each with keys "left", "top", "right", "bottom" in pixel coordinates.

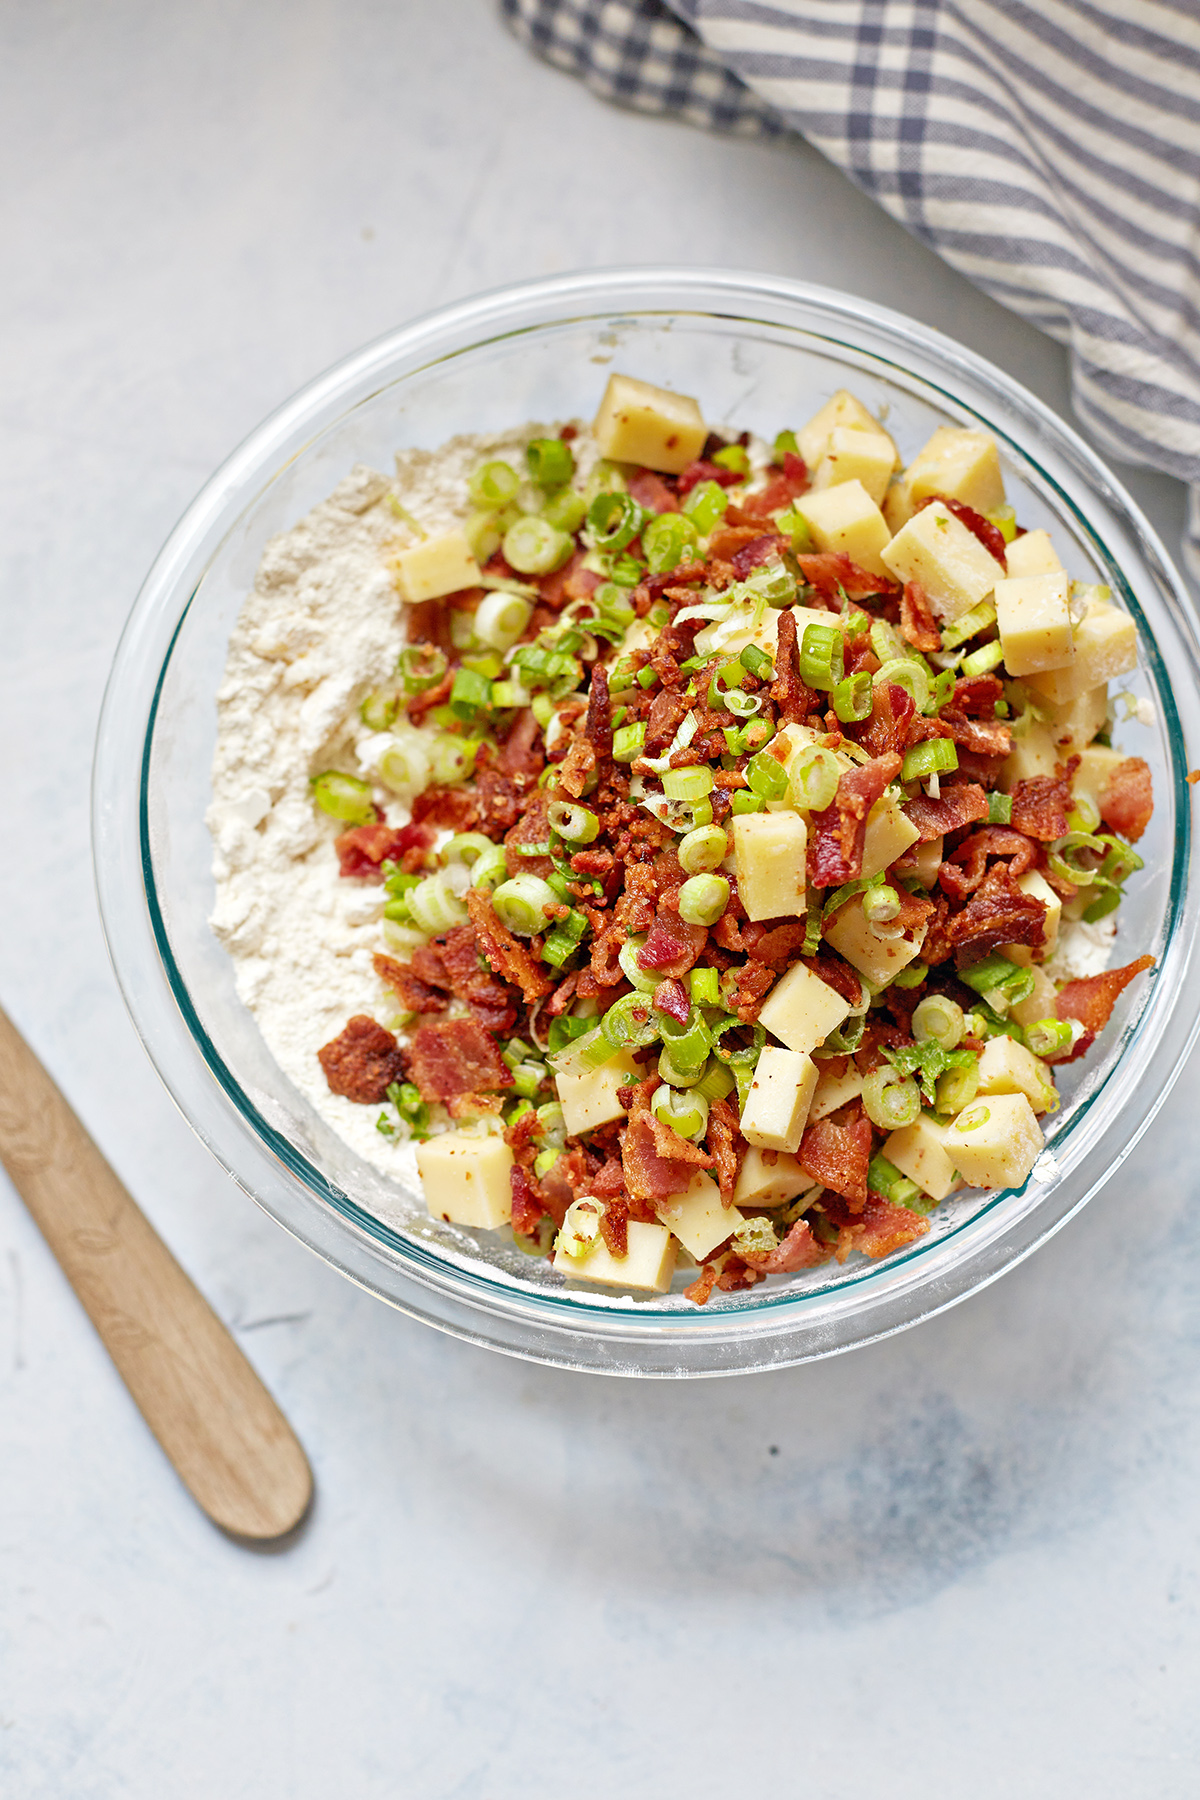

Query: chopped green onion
[
  {"left": 941, "top": 600, "right": 997, "bottom": 651},
  {"left": 986, "top": 504, "right": 1018, "bottom": 544},
  {"left": 662, "top": 766, "right": 715, "bottom": 802},
  {"left": 695, "top": 1057, "right": 737, "bottom": 1102},
  {"left": 464, "top": 511, "right": 502, "bottom": 563},
  {"left": 912, "top": 993, "right": 965, "bottom": 1050},
  {"left": 863, "top": 884, "right": 901, "bottom": 924},
  {"left": 832, "top": 671, "right": 872, "bottom": 723},
  {"left": 618, "top": 936, "right": 660, "bottom": 994},
  {"left": 547, "top": 1014, "right": 593, "bottom": 1055},
  {"left": 657, "top": 1048, "right": 704, "bottom": 1088},
  {"left": 526, "top": 437, "right": 575, "bottom": 488},
  {"left": 408, "top": 872, "right": 470, "bottom": 935},
  {"left": 678, "top": 874, "right": 730, "bottom": 926},
  {"left": 398, "top": 645, "right": 449, "bottom": 694},
  {"left": 731, "top": 790, "right": 764, "bottom": 815},
  {"left": 892, "top": 960, "right": 928, "bottom": 990},
  {"left": 310, "top": 770, "right": 376, "bottom": 825},
  {"left": 1082, "top": 887, "right": 1122, "bottom": 924},
  {"left": 1046, "top": 829, "right": 1108, "bottom": 889},
  {"left": 724, "top": 689, "right": 764, "bottom": 720},
  {"left": 469, "top": 460, "right": 521, "bottom": 508},
  {"left": 613, "top": 722, "right": 646, "bottom": 762},
  {"left": 471, "top": 845, "right": 508, "bottom": 891},
  {"left": 658, "top": 1006, "right": 713, "bottom": 1073},
  {"left": 429, "top": 734, "right": 479, "bottom": 787},
  {"left": 601, "top": 991, "right": 660, "bottom": 1051},
  {"left": 510, "top": 1061, "right": 547, "bottom": 1099},
  {"left": 870, "top": 619, "right": 905, "bottom": 666},
  {"left": 636, "top": 666, "right": 659, "bottom": 691},
  {"left": 739, "top": 643, "right": 774, "bottom": 680},
  {"left": 798, "top": 622, "right": 845, "bottom": 692},
  {"left": 935, "top": 1062, "right": 980, "bottom": 1115},
  {"left": 926, "top": 668, "right": 957, "bottom": 714},
  {"left": 777, "top": 505, "right": 814, "bottom": 551},
  {"left": 746, "top": 749, "right": 790, "bottom": 802},
  {"left": 503, "top": 516, "right": 574, "bottom": 575},
  {"left": 773, "top": 429, "right": 799, "bottom": 463},
  {"left": 642, "top": 512, "right": 699, "bottom": 574},
  {"left": 874, "top": 658, "right": 930, "bottom": 711},
  {"left": 542, "top": 909, "right": 589, "bottom": 968},
  {"left": 491, "top": 680, "right": 530, "bottom": 710},
  {"left": 386, "top": 1080, "right": 430, "bottom": 1141},
  {"left": 651, "top": 1084, "right": 710, "bottom": 1141},
  {"left": 959, "top": 952, "right": 1034, "bottom": 1014},
  {"left": 678, "top": 824, "right": 728, "bottom": 875},
  {"left": 961, "top": 640, "right": 1005, "bottom": 678},
  {"left": 681, "top": 479, "right": 729, "bottom": 535},
  {"left": 862, "top": 1067, "right": 921, "bottom": 1130},
  {"left": 474, "top": 590, "right": 533, "bottom": 652},
  {"left": 547, "top": 799, "right": 600, "bottom": 844},
  {"left": 443, "top": 832, "right": 494, "bottom": 866},
  {"left": 449, "top": 667, "right": 492, "bottom": 722},
  {"left": 867, "top": 1152, "right": 921, "bottom": 1208},
  {"left": 988, "top": 791, "right": 1013, "bottom": 824},
  {"left": 360, "top": 688, "right": 398, "bottom": 731},
  {"left": 688, "top": 966, "right": 721, "bottom": 1008},
  {"left": 586, "top": 491, "right": 648, "bottom": 553},
  {"left": 901, "top": 738, "right": 959, "bottom": 782},
  {"left": 790, "top": 747, "right": 841, "bottom": 813},
  {"left": 492, "top": 875, "right": 559, "bottom": 936},
  {"left": 541, "top": 488, "right": 587, "bottom": 535},
  {"left": 711, "top": 443, "right": 750, "bottom": 478},
  {"left": 1066, "top": 794, "right": 1101, "bottom": 834},
  {"left": 1025, "top": 1018, "right": 1076, "bottom": 1058}
]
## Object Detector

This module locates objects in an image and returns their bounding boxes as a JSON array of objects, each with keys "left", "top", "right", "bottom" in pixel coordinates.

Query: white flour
[{"left": 208, "top": 426, "right": 580, "bottom": 1181}]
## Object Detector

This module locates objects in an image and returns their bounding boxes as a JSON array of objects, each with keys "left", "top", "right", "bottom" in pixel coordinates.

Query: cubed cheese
[
  {"left": 812, "top": 427, "right": 899, "bottom": 505},
  {"left": 1026, "top": 598, "right": 1136, "bottom": 705},
  {"left": 860, "top": 794, "right": 921, "bottom": 879},
  {"left": 1010, "top": 964, "right": 1059, "bottom": 1030},
  {"left": 416, "top": 1132, "right": 515, "bottom": 1230},
  {"left": 994, "top": 571, "right": 1075, "bottom": 676},
  {"left": 733, "top": 1147, "right": 820, "bottom": 1209},
  {"left": 946, "top": 1092, "right": 1044, "bottom": 1190},
  {"left": 906, "top": 426, "right": 1006, "bottom": 513},
  {"left": 1046, "top": 684, "right": 1108, "bottom": 755},
  {"left": 592, "top": 373, "right": 706, "bottom": 474},
  {"left": 740, "top": 1047, "right": 820, "bottom": 1153},
  {"left": 880, "top": 501, "right": 1006, "bottom": 622},
  {"left": 1000, "top": 869, "right": 1061, "bottom": 967},
  {"left": 553, "top": 1217, "right": 677, "bottom": 1292},
  {"left": 1071, "top": 743, "right": 1129, "bottom": 819},
  {"left": 824, "top": 896, "right": 926, "bottom": 985},
  {"left": 554, "top": 1046, "right": 641, "bottom": 1137},
  {"left": 759, "top": 961, "right": 853, "bottom": 1054},
  {"left": 976, "top": 1036, "right": 1057, "bottom": 1114},
  {"left": 731, "top": 810, "right": 807, "bottom": 922},
  {"left": 807, "top": 1060, "right": 865, "bottom": 1123},
  {"left": 1004, "top": 528, "right": 1063, "bottom": 580},
  {"left": 998, "top": 722, "right": 1060, "bottom": 791},
  {"left": 794, "top": 481, "right": 892, "bottom": 578},
  {"left": 797, "top": 388, "right": 893, "bottom": 470},
  {"left": 393, "top": 530, "right": 481, "bottom": 603},
  {"left": 884, "top": 1113, "right": 959, "bottom": 1202},
  {"left": 907, "top": 835, "right": 944, "bottom": 891},
  {"left": 654, "top": 1172, "right": 743, "bottom": 1260}
]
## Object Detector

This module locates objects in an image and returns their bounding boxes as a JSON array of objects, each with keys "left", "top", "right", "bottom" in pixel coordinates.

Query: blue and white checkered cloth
[{"left": 502, "top": 0, "right": 1200, "bottom": 584}]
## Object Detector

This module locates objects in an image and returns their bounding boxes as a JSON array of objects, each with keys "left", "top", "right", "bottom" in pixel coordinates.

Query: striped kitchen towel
[{"left": 502, "top": 0, "right": 1200, "bottom": 584}]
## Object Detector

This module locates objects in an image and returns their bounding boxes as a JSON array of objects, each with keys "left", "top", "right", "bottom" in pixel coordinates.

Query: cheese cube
[
  {"left": 795, "top": 481, "right": 892, "bottom": 578},
  {"left": 998, "top": 722, "right": 1060, "bottom": 791},
  {"left": 1071, "top": 743, "right": 1129, "bottom": 820},
  {"left": 907, "top": 835, "right": 944, "bottom": 890},
  {"left": 1004, "top": 529, "right": 1063, "bottom": 580},
  {"left": 553, "top": 1217, "right": 677, "bottom": 1293},
  {"left": 1000, "top": 869, "right": 1061, "bottom": 967},
  {"left": 807, "top": 1061, "right": 864, "bottom": 1123},
  {"left": 1010, "top": 964, "right": 1059, "bottom": 1030},
  {"left": 731, "top": 811, "right": 807, "bottom": 922},
  {"left": 740, "top": 1047, "right": 820, "bottom": 1153},
  {"left": 592, "top": 373, "right": 706, "bottom": 474},
  {"left": 417, "top": 1132, "right": 514, "bottom": 1230},
  {"left": 860, "top": 794, "right": 921, "bottom": 880},
  {"left": 946, "top": 1092, "right": 1044, "bottom": 1190},
  {"left": 1047, "top": 684, "right": 1108, "bottom": 755},
  {"left": 1026, "top": 600, "right": 1136, "bottom": 705},
  {"left": 393, "top": 530, "right": 481, "bottom": 603},
  {"left": 759, "top": 961, "right": 853, "bottom": 1054},
  {"left": 655, "top": 1172, "right": 743, "bottom": 1260},
  {"left": 994, "top": 571, "right": 1074, "bottom": 676},
  {"left": 881, "top": 501, "right": 1006, "bottom": 623},
  {"left": 824, "top": 896, "right": 926, "bottom": 985},
  {"left": 905, "top": 426, "right": 1006, "bottom": 514},
  {"left": 798, "top": 388, "right": 893, "bottom": 470},
  {"left": 976, "top": 1036, "right": 1057, "bottom": 1114},
  {"left": 884, "top": 1114, "right": 959, "bottom": 1202},
  {"left": 812, "top": 427, "right": 899, "bottom": 505},
  {"left": 733, "top": 1147, "right": 819, "bottom": 1209},
  {"left": 554, "top": 1046, "right": 640, "bottom": 1137}
]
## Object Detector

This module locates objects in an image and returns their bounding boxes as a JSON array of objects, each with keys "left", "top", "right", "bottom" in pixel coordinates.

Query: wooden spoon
[{"left": 0, "top": 1005, "right": 313, "bottom": 1541}]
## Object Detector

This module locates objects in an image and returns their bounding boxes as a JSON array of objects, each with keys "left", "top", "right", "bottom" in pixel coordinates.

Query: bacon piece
[
  {"left": 799, "top": 1104, "right": 873, "bottom": 1208},
  {"left": 510, "top": 1166, "right": 546, "bottom": 1238},
  {"left": 676, "top": 458, "right": 744, "bottom": 496},
  {"left": 437, "top": 926, "right": 519, "bottom": 1033},
  {"left": 628, "top": 468, "right": 679, "bottom": 513},
  {"left": 803, "top": 952, "right": 864, "bottom": 1008},
  {"left": 498, "top": 707, "right": 544, "bottom": 780},
  {"left": 556, "top": 734, "right": 597, "bottom": 800},
  {"left": 541, "top": 1148, "right": 593, "bottom": 1220},
  {"left": 707, "top": 1096, "right": 742, "bottom": 1205},
  {"left": 404, "top": 1015, "right": 509, "bottom": 1102},
  {"left": 738, "top": 1218, "right": 828, "bottom": 1273},
  {"left": 748, "top": 921, "right": 810, "bottom": 967},
  {"left": 916, "top": 493, "right": 1008, "bottom": 565},
  {"left": 652, "top": 978, "right": 690, "bottom": 1024},
  {"left": 372, "top": 952, "right": 448, "bottom": 1015},
  {"left": 411, "top": 786, "right": 481, "bottom": 831},
  {"left": 939, "top": 825, "right": 1038, "bottom": 901},
  {"left": 858, "top": 681, "right": 917, "bottom": 759},
  {"left": 1010, "top": 763, "right": 1077, "bottom": 841},
  {"left": 739, "top": 452, "right": 809, "bottom": 520},
  {"left": 592, "top": 1157, "right": 627, "bottom": 1199},
  {"left": 822, "top": 1193, "right": 930, "bottom": 1262},
  {"left": 770, "top": 606, "right": 813, "bottom": 725},
  {"left": 684, "top": 1263, "right": 722, "bottom": 1306},
  {"left": 538, "top": 548, "right": 602, "bottom": 609},
  {"left": 503, "top": 789, "right": 556, "bottom": 882},
  {"left": 903, "top": 782, "right": 989, "bottom": 843},
  {"left": 1099, "top": 756, "right": 1153, "bottom": 843},
  {"left": 808, "top": 752, "right": 902, "bottom": 886},
  {"left": 948, "top": 865, "right": 1046, "bottom": 962},
  {"left": 406, "top": 666, "right": 454, "bottom": 721},
  {"left": 722, "top": 960, "right": 776, "bottom": 1022},
  {"left": 952, "top": 673, "right": 1005, "bottom": 715},
  {"left": 645, "top": 687, "right": 691, "bottom": 754},
  {"left": 939, "top": 707, "right": 1012, "bottom": 759},
  {"left": 474, "top": 763, "right": 523, "bottom": 836},
  {"left": 465, "top": 887, "right": 554, "bottom": 1001},
  {"left": 334, "top": 820, "right": 434, "bottom": 880},
  {"left": 585, "top": 663, "right": 613, "bottom": 761},
  {"left": 317, "top": 1015, "right": 405, "bottom": 1104},
  {"left": 1056, "top": 955, "right": 1155, "bottom": 1039},
  {"left": 636, "top": 914, "right": 708, "bottom": 978},
  {"left": 797, "top": 552, "right": 899, "bottom": 602},
  {"left": 731, "top": 533, "right": 790, "bottom": 579},
  {"left": 900, "top": 580, "right": 941, "bottom": 653},
  {"left": 597, "top": 1195, "right": 630, "bottom": 1258},
  {"left": 622, "top": 1109, "right": 714, "bottom": 1203}
]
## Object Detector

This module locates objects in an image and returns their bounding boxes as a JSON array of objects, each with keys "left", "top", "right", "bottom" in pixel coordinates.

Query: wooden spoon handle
[{"left": 0, "top": 1005, "right": 313, "bottom": 1540}]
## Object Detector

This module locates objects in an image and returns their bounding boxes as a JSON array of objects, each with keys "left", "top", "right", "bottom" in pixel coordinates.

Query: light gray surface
[{"left": 1, "top": 4, "right": 1197, "bottom": 1795}]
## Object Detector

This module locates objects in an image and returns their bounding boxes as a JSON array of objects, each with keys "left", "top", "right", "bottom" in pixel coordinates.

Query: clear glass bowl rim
[{"left": 92, "top": 265, "right": 1200, "bottom": 1378}]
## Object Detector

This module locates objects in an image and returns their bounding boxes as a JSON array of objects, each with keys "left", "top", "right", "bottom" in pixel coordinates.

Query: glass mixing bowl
[{"left": 93, "top": 268, "right": 1200, "bottom": 1376}]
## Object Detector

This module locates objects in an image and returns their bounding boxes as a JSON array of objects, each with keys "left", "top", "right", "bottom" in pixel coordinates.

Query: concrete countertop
[{"left": 2, "top": 5, "right": 1197, "bottom": 1794}]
